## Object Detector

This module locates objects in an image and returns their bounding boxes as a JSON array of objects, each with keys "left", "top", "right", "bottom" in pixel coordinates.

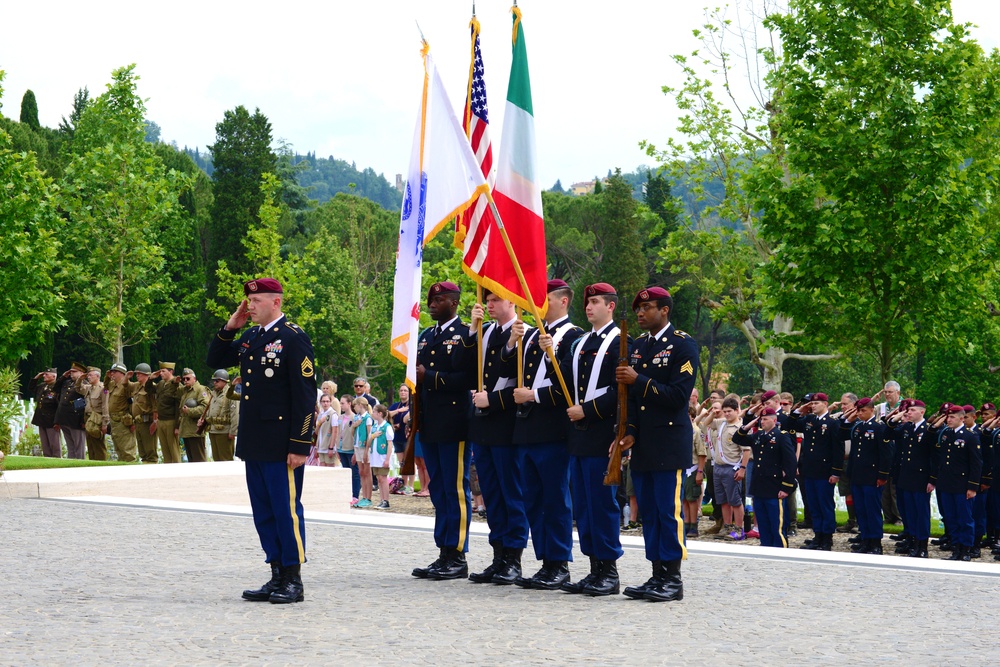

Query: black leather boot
[
  {"left": 532, "top": 560, "right": 570, "bottom": 590},
  {"left": 644, "top": 560, "right": 683, "bottom": 602},
  {"left": 429, "top": 549, "right": 468, "bottom": 580},
  {"left": 582, "top": 560, "right": 620, "bottom": 597},
  {"left": 242, "top": 563, "right": 283, "bottom": 601},
  {"left": 800, "top": 533, "right": 822, "bottom": 550},
  {"left": 469, "top": 542, "right": 503, "bottom": 583},
  {"left": 969, "top": 537, "right": 982, "bottom": 559},
  {"left": 623, "top": 561, "right": 663, "bottom": 600},
  {"left": 908, "top": 538, "right": 929, "bottom": 558},
  {"left": 946, "top": 544, "right": 968, "bottom": 561},
  {"left": 492, "top": 548, "right": 523, "bottom": 585},
  {"left": 515, "top": 562, "right": 548, "bottom": 588},
  {"left": 412, "top": 547, "right": 448, "bottom": 579},
  {"left": 864, "top": 539, "right": 883, "bottom": 555},
  {"left": 894, "top": 536, "right": 914, "bottom": 554},
  {"left": 269, "top": 564, "right": 304, "bottom": 604},
  {"left": 561, "top": 556, "right": 597, "bottom": 594}
]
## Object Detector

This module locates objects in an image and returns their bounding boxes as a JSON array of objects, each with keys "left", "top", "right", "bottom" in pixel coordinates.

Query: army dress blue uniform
[
  {"left": 625, "top": 323, "right": 699, "bottom": 564},
  {"left": 840, "top": 417, "right": 890, "bottom": 543},
  {"left": 885, "top": 419, "right": 934, "bottom": 542},
  {"left": 561, "top": 321, "right": 627, "bottom": 574},
  {"left": 416, "top": 316, "right": 477, "bottom": 557},
  {"left": 930, "top": 424, "right": 983, "bottom": 552},
  {"left": 732, "top": 422, "right": 797, "bottom": 547},
  {"left": 983, "top": 426, "right": 1000, "bottom": 546},
  {"left": 467, "top": 319, "right": 529, "bottom": 581},
  {"left": 206, "top": 315, "right": 316, "bottom": 569},
  {"left": 787, "top": 410, "right": 843, "bottom": 541},
  {"left": 968, "top": 423, "right": 990, "bottom": 549},
  {"left": 500, "top": 318, "right": 583, "bottom": 580}
]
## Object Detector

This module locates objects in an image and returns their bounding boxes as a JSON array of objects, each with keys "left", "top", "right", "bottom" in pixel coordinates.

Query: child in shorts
[
  {"left": 352, "top": 398, "right": 374, "bottom": 508},
  {"left": 367, "top": 404, "right": 395, "bottom": 510}
]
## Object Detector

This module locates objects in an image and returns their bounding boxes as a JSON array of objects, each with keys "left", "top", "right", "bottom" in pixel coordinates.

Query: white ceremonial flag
[{"left": 391, "top": 47, "right": 491, "bottom": 388}]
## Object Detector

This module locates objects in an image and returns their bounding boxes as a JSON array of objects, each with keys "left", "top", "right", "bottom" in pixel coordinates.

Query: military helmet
[
  {"left": 212, "top": 369, "right": 230, "bottom": 381},
  {"left": 184, "top": 398, "right": 199, "bottom": 409},
  {"left": 134, "top": 363, "right": 152, "bottom": 374}
]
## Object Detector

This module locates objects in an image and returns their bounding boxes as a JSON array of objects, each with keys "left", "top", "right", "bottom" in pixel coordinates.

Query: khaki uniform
[
  {"left": 130, "top": 379, "right": 158, "bottom": 463},
  {"left": 178, "top": 381, "right": 211, "bottom": 462},
  {"left": 106, "top": 376, "right": 138, "bottom": 462},
  {"left": 77, "top": 377, "right": 109, "bottom": 461},
  {"left": 150, "top": 376, "right": 182, "bottom": 463},
  {"left": 206, "top": 385, "right": 239, "bottom": 461}
]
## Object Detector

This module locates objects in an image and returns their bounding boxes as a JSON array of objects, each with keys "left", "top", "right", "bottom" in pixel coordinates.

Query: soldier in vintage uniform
[
  {"left": 553, "top": 282, "right": 627, "bottom": 596},
  {"left": 467, "top": 289, "right": 527, "bottom": 586},
  {"left": 410, "top": 281, "right": 477, "bottom": 581},
  {"left": 205, "top": 369, "right": 239, "bottom": 462},
  {"left": 207, "top": 278, "right": 316, "bottom": 603},
  {"left": 616, "top": 286, "right": 699, "bottom": 603},
  {"left": 127, "top": 363, "right": 158, "bottom": 463},
  {"left": 78, "top": 366, "right": 110, "bottom": 461},
  {"left": 28, "top": 368, "right": 61, "bottom": 458},
  {"left": 177, "top": 368, "right": 211, "bottom": 462},
  {"left": 53, "top": 362, "right": 88, "bottom": 459},
  {"left": 147, "top": 363, "right": 182, "bottom": 463},
  {"left": 839, "top": 397, "right": 891, "bottom": 554},
  {"left": 884, "top": 399, "right": 933, "bottom": 557},
  {"left": 733, "top": 408, "right": 797, "bottom": 548},
  {"left": 502, "top": 283, "right": 583, "bottom": 591},
  {"left": 929, "top": 405, "right": 983, "bottom": 561},
  {"left": 105, "top": 363, "right": 138, "bottom": 462},
  {"left": 788, "top": 392, "right": 843, "bottom": 551}
]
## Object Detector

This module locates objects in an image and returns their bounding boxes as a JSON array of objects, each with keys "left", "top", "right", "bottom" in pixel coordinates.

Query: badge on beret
[
  {"left": 432, "top": 284, "right": 441, "bottom": 293},
  {"left": 639, "top": 289, "right": 649, "bottom": 301},
  {"left": 248, "top": 280, "right": 258, "bottom": 292}
]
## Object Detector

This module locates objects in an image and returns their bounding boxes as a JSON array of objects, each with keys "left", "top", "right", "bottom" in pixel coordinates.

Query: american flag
[{"left": 455, "top": 17, "right": 495, "bottom": 270}]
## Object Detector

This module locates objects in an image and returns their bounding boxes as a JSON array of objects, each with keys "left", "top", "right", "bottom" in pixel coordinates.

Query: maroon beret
[
  {"left": 631, "top": 286, "right": 671, "bottom": 311},
  {"left": 760, "top": 390, "right": 778, "bottom": 402},
  {"left": 910, "top": 399, "right": 926, "bottom": 408},
  {"left": 962, "top": 404, "right": 976, "bottom": 413},
  {"left": 428, "top": 281, "right": 461, "bottom": 300},
  {"left": 583, "top": 282, "right": 617, "bottom": 306},
  {"left": 899, "top": 399, "right": 913, "bottom": 410},
  {"left": 946, "top": 405, "right": 965, "bottom": 415},
  {"left": 812, "top": 392, "right": 828, "bottom": 402},
  {"left": 760, "top": 407, "right": 778, "bottom": 417},
  {"left": 244, "top": 278, "right": 283, "bottom": 295},
  {"left": 982, "top": 403, "right": 997, "bottom": 412},
  {"left": 547, "top": 279, "right": 569, "bottom": 292},
  {"left": 855, "top": 397, "right": 873, "bottom": 409},
  {"left": 939, "top": 402, "right": 954, "bottom": 413}
]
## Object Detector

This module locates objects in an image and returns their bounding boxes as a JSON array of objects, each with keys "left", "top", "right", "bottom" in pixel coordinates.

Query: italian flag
[{"left": 490, "top": 6, "right": 548, "bottom": 318}]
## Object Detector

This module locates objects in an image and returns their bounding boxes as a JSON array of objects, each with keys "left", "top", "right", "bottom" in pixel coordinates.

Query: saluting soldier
[
  {"left": 205, "top": 369, "right": 239, "bottom": 462},
  {"left": 733, "top": 408, "right": 798, "bottom": 548},
  {"left": 105, "top": 363, "right": 138, "bottom": 462},
  {"left": 840, "top": 397, "right": 891, "bottom": 555},
  {"left": 28, "top": 368, "right": 61, "bottom": 458},
  {"left": 963, "top": 405, "right": 990, "bottom": 557},
  {"left": 467, "top": 289, "right": 527, "bottom": 586},
  {"left": 78, "top": 366, "right": 110, "bottom": 461},
  {"left": 884, "top": 399, "right": 933, "bottom": 557},
  {"left": 929, "top": 405, "right": 983, "bottom": 561},
  {"left": 788, "top": 392, "right": 843, "bottom": 551},
  {"left": 53, "top": 362, "right": 89, "bottom": 459},
  {"left": 148, "top": 363, "right": 182, "bottom": 463},
  {"left": 410, "top": 281, "right": 477, "bottom": 581},
  {"left": 177, "top": 368, "right": 211, "bottom": 462},
  {"left": 503, "top": 282, "right": 583, "bottom": 590},
  {"left": 616, "top": 286, "right": 699, "bottom": 603},
  {"left": 207, "top": 277, "right": 316, "bottom": 604},
  {"left": 128, "top": 363, "right": 158, "bottom": 464},
  {"left": 554, "top": 282, "right": 627, "bottom": 596}
]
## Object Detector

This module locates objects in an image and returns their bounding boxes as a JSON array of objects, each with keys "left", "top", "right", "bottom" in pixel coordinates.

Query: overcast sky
[{"left": 2, "top": 1, "right": 998, "bottom": 189}]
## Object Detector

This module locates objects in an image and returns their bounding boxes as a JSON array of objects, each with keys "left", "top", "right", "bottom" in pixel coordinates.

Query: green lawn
[
  {"left": 1, "top": 455, "right": 137, "bottom": 472},
  {"left": 702, "top": 504, "right": 945, "bottom": 537}
]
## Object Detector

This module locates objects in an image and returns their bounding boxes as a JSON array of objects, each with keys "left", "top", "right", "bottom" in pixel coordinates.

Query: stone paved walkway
[{"left": 3, "top": 497, "right": 998, "bottom": 665}]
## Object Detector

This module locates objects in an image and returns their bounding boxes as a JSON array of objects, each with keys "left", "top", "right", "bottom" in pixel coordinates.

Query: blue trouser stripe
[
  {"left": 754, "top": 496, "right": 788, "bottom": 548},
  {"left": 422, "top": 440, "right": 472, "bottom": 552},
  {"left": 473, "top": 442, "right": 528, "bottom": 548},
  {"left": 570, "top": 454, "right": 623, "bottom": 560},
  {"left": 245, "top": 460, "right": 306, "bottom": 567},
  {"left": 518, "top": 442, "right": 573, "bottom": 561}
]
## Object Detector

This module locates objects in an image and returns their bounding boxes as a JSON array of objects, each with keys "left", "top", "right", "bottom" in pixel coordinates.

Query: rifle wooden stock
[
  {"left": 400, "top": 386, "right": 418, "bottom": 476},
  {"left": 604, "top": 318, "right": 629, "bottom": 487}
]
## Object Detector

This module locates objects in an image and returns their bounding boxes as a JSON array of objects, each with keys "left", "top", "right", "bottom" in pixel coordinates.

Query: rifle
[
  {"left": 400, "top": 385, "right": 418, "bottom": 476},
  {"left": 604, "top": 317, "right": 629, "bottom": 486}
]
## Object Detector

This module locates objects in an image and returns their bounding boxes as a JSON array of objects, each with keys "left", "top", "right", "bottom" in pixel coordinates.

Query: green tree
[
  {"left": 208, "top": 106, "right": 276, "bottom": 299},
  {"left": 58, "top": 87, "right": 89, "bottom": 137},
  {"left": 599, "top": 169, "right": 647, "bottom": 315},
  {"left": 59, "top": 65, "right": 192, "bottom": 364},
  {"left": 0, "top": 72, "right": 64, "bottom": 364},
  {"left": 758, "top": 0, "right": 1000, "bottom": 383},
  {"left": 19, "top": 89, "right": 39, "bottom": 130}
]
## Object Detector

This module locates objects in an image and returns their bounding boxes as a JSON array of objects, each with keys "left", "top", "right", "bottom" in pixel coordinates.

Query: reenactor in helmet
[
  {"left": 177, "top": 368, "right": 211, "bottom": 462},
  {"left": 204, "top": 369, "right": 239, "bottom": 461},
  {"left": 128, "top": 363, "right": 158, "bottom": 463},
  {"left": 105, "top": 363, "right": 139, "bottom": 462}
]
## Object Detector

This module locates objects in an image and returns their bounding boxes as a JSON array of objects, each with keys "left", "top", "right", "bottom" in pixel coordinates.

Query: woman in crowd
[
  {"left": 388, "top": 384, "right": 413, "bottom": 494},
  {"left": 337, "top": 395, "right": 362, "bottom": 505}
]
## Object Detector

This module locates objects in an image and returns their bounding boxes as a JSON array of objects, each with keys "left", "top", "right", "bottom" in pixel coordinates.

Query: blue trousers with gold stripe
[
  {"left": 632, "top": 469, "right": 686, "bottom": 562},
  {"left": 939, "top": 492, "right": 974, "bottom": 547},
  {"left": 570, "top": 455, "right": 623, "bottom": 560},
  {"left": 473, "top": 443, "right": 528, "bottom": 549},
  {"left": 422, "top": 440, "right": 472, "bottom": 552},
  {"left": 802, "top": 477, "right": 836, "bottom": 535},
  {"left": 245, "top": 460, "right": 306, "bottom": 567},
  {"left": 518, "top": 442, "right": 573, "bottom": 562},
  {"left": 898, "top": 489, "right": 931, "bottom": 540},
  {"left": 754, "top": 496, "right": 789, "bottom": 548},
  {"left": 852, "top": 483, "right": 884, "bottom": 540},
  {"left": 973, "top": 489, "right": 988, "bottom": 540}
]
